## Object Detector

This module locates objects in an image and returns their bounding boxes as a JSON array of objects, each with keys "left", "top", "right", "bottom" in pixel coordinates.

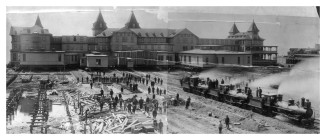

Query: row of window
[
  {"left": 199, "top": 39, "right": 236, "bottom": 45},
  {"left": 181, "top": 55, "right": 251, "bottom": 65}
]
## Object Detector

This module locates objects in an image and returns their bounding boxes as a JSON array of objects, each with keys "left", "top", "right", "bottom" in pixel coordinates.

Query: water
[{"left": 6, "top": 92, "right": 67, "bottom": 127}]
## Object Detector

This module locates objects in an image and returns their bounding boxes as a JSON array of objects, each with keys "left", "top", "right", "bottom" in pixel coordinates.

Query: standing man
[
  {"left": 185, "top": 96, "right": 191, "bottom": 109},
  {"left": 110, "top": 89, "right": 114, "bottom": 98},
  {"left": 139, "top": 97, "right": 144, "bottom": 110},
  {"left": 156, "top": 87, "right": 159, "bottom": 95},
  {"left": 158, "top": 120, "right": 163, "bottom": 134},
  {"left": 225, "top": 115, "right": 230, "bottom": 130},
  {"left": 148, "top": 86, "right": 151, "bottom": 94},
  {"left": 100, "top": 88, "right": 104, "bottom": 96},
  {"left": 218, "top": 120, "right": 223, "bottom": 134},
  {"left": 176, "top": 93, "right": 179, "bottom": 101},
  {"left": 256, "top": 87, "right": 259, "bottom": 97},
  {"left": 90, "top": 82, "right": 93, "bottom": 89},
  {"left": 153, "top": 109, "right": 157, "bottom": 119},
  {"left": 164, "top": 89, "right": 166, "bottom": 95},
  {"left": 161, "top": 79, "right": 163, "bottom": 85},
  {"left": 121, "top": 87, "right": 124, "bottom": 93}
]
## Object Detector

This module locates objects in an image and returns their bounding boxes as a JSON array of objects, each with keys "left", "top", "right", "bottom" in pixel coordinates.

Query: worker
[
  {"left": 119, "top": 98, "right": 123, "bottom": 110},
  {"left": 152, "top": 87, "right": 155, "bottom": 94},
  {"left": 153, "top": 109, "right": 157, "bottom": 119},
  {"left": 164, "top": 89, "right": 166, "bottom": 95},
  {"left": 159, "top": 89, "right": 162, "bottom": 96},
  {"left": 119, "top": 93, "right": 122, "bottom": 100},
  {"left": 218, "top": 120, "right": 223, "bottom": 134},
  {"left": 121, "top": 87, "right": 124, "bottom": 93},
  {"left": 99, "top": 101, "right": 104, "bottom": 112},
  {"left": 146, "top": 79, "right": 148, "bottom": 85},
  {"left": 153, "top": 119, "right": 158, "bottom": 132},
  {"left": 256, "top": 88, "right": 259, "bottom": 97},
  {"left": 113, "top": 100, "right": 117, "bottom": 112},
  {"left": 110, "top": 89, "right": 114, "bottom": 97},
  {"left": 77, "top": 77, "right": 79, "bottom": 83},
  {"left": 225, "top": 115, "right": 230, "bottom": 130},
  {"left": 132, "top": 104, "right": 137, "bottom": 114},
  {"left": 259, "top": 87, "right": 262, "bottom": 98},
  {"left": 115, "top": 95, "right": 119, "bottom": 104},
  {"left": 156, "top": 87, "right": 159, "bottom": 95},
  {"left": 158, "top": 120, "right": 163, "bottom": 134},
  {"left": 153, "top": 94, "right": 156, "bottom": 99},
  {"left": 161, "top": 79, "right": 163, "bottom": 85},
  {"left": 127, "top": 102, "right": 132, "bottom": 113},
  {"left": 154, "top": 77, "right": 157, "bottom": 83},
  {"left": 100, "top": 88, "right": 104, "bottom": 96},
  {"left": 139, "top": 97, "right": 144, "bottom": 110},
  {"left": 185, "top": 96, "right": 191, "bottom": 109},
  {"left": 221, "top": 79, "right": 224, "bottom": 84},
  {"left": 90, "top": 82, "right": 93, "bottom": 89},
  {"left": 148, "top": 86, "right": 151, "bottom": 94}
]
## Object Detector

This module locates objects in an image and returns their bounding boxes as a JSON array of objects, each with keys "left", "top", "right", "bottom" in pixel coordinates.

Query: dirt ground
[{"left": 6, "top": 67, "right": 319, "bottom": 134}]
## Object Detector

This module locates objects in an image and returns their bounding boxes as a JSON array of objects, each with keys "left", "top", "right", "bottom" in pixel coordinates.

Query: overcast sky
[{"left": 6, "top": 6, "right": 320, "bottom": 63}]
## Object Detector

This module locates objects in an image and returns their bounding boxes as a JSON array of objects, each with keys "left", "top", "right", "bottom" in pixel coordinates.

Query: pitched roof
[
  {"left": 247, "top": 20, "right": 259, "bottom": 33},
  {"left": 93, "top": 10, "right": 108, "bottom": 30},
  {"left": 9, "top": 26, "right": 50, "bottom": 35},
  {"left": 96, "top": 28, "right": 120, "bottom": 37},
  {"left": 34, "top": 15, "right": 43, "bottom": 28},
  {"left": 125, "top": 11, "right": 140, "bottom": 29},
  {"left": 229, "top": 23, "right": 239, "bottom": 34},
  {"left": 130, "top": 28, "right": 178, "bottom": 37}
]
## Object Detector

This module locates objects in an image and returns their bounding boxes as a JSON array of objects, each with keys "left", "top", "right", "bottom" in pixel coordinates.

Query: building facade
[{"left": 9, "top": 11, "right": 278, "bottom": 69}]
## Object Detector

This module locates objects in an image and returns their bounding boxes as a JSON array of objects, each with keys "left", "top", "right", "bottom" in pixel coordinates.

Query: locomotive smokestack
[
  {"left": 301, "top": 97, "right": 305, "bottom": 107},
  {"left": 306, "top": 99, "right": 311, "bottom": 109}
]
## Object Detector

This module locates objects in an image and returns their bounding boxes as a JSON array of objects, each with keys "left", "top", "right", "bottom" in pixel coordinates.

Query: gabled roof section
[
  {"left": 96, "top": 28, "right": 120, "bottom": 37},
  {"left": 93, "top": 10, "right": 108, "bottom": 30},
  {"left": 125, "top": 11, "right": 140, "bottom": 29},
  {"left": 229, "top": 23, "right": 239, "bottom": 34},
  {"left": 10, "top": 26, "right": 50, "bottom": 35},
  {"left": 247, "top": 20, "right": 259, "bottom": 33},
  {"left": 34, "top": 15, "right": 43, "bottom": 28}
]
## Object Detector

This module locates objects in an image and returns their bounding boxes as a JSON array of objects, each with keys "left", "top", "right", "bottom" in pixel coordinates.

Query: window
[
  {"left": 206, "top": 57, "right": 208, "bottom": 64},
  {"left": 238, "top": 57, "right": 240, "bottom": 64},
  {"left": 81, "top": 59, "right": 85, "bottom": 63},
  {"left": 184, "top": 56, "right": 186, "bottom": 62},
  {"left": 197, "top": 56, "right": 199, "bottom": 64},
  {"left": 191, "top": 46, "right": 194, "bottom": 50},
  {"left": 188, "top": 56, "right": 191, "bottom": 63},
  {"left": 27, "top": 29, "right": 31, "bottom": 34},
  {"left": 248, "top": 56, "right": 250, "bottom": 64},
  {"left": 122, "top": 37, "right": 127, "bottom": 42},
  {"left": 75, "top": 56, "right": 78, "bottom": 62},
  {"left": 96, "top": 59, "right": 101, "bottom": 65},
  {"left": 74, "top": 36, "right": 77, "bottom": 41},
  {"left": 222, "top": 57, "right": 225, "bottom": 64},
  {"left": 71, "top": 56, "right": 74, "bottom": 61},
  {"left": 58, "top": 54, "right": 61, "bottom": 62},
  {"left": 23, "top": 54, "right": 26, "bottom": 61},
  {"left": 88, "top": 46, "right": 91, "bottom": 51}
]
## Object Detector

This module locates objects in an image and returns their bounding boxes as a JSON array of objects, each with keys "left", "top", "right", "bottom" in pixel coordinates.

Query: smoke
[
  {"left": 249, "top": 72, "right": 288, "bottom": 90},
  {"left": 278, "top": 58, "right": 320, "bottom": 110}
]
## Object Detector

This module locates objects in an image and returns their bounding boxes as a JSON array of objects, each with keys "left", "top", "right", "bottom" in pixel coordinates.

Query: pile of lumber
[{"left": 85, "top": 113, "right": 152, "bottom": 134}]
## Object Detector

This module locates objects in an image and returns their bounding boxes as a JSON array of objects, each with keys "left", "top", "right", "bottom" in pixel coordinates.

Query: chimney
[{"left": 301, "top": 97, "right": 305, "bottom": 107}]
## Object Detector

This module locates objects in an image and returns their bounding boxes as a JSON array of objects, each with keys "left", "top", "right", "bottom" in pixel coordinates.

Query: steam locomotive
[{"left": 180, "top": 76, "right": 315, "bottom": 126}]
